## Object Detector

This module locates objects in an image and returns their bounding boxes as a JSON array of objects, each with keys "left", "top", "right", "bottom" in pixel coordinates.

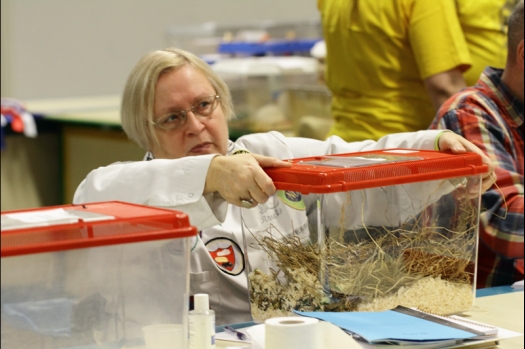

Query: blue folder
[{"left": 295, "top": 306, "right": 483, "bottom": 344}]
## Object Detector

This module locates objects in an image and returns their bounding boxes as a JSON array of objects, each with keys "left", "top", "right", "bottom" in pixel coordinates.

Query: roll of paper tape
[{"left": 265, "top": 317, "right": 322, "bottom": 349}]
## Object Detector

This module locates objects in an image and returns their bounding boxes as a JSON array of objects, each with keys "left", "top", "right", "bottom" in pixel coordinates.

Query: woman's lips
[{"left": 190, "top": 142, "right": 212, "bottom": 154}]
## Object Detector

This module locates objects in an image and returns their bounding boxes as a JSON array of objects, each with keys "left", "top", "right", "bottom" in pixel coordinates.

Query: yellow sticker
[
  {"left": 276, "top": 190, "right": 306, "bottom": 210},
  {"left": 233, "top": 149, "right": 250, "bottom": 155}
]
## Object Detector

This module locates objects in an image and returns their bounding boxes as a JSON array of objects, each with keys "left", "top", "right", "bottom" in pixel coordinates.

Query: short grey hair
[{"left": 120, "top": 47, "right": 235, "bottom": 150}]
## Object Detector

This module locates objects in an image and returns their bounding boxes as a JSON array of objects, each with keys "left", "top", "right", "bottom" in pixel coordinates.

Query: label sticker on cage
[
  {"left": 301, "top": 154, "right": 423, "bottom": 168},
  {"left": 276, "top": 190, "right": 305, "bottom": 210},
  {"left": 205, "top": 237, "right": 245, "bottom": 276},
  {"left": 383, "top": 149, "right": 419, "bottom": 154}
]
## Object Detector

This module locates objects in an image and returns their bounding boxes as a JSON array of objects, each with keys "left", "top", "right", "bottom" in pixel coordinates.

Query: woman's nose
[{"left": 184, "top": 110, "right": 206, "bottom": 133}]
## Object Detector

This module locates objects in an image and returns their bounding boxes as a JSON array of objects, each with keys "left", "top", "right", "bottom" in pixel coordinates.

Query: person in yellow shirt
[
  {"left": 319, "top": 0, "right": 517, "bottom": 142},
  {"left": 458, "top": 0, "right": 518, "bottom": 85}
]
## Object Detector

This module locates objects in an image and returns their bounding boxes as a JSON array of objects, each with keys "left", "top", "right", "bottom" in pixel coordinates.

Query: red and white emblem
[{"left": 205, "top": 237, "right": 245, "bottom": 276}]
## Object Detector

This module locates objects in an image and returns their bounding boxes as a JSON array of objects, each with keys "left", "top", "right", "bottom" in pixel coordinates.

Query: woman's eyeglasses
[{"left": 150, "top": 95, "right": 221, "bottom": 131}]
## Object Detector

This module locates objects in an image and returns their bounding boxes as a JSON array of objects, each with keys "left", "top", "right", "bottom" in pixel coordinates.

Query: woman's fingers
[{"left": 205, "top": 153, "right": 288, "bottom": 208}]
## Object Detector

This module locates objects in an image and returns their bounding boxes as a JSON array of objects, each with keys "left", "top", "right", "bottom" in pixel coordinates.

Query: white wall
[{"left": 1, "top": 0, "right": 320, "bottom": 100}]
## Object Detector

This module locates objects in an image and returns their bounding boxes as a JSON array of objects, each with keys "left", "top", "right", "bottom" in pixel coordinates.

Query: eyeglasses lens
[
  {"left": 154, "top": 95, "right": 219, "bottom": 130},
  {"left": 193, "top": 96, "right": 217, "bottom": 116}
]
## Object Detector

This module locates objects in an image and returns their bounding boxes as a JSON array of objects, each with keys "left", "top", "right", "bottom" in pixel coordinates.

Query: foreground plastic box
[
  {"left": 1, "top": 201, "right": 196, "bottom": 349},
  {"left": 242, "top": 149, "right": 487, "bottom": 322}
]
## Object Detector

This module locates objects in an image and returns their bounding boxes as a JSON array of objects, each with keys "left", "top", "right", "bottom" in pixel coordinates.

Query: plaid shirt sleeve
[{"left": 431, "top": 92, "right": 524, "bottom": 287}]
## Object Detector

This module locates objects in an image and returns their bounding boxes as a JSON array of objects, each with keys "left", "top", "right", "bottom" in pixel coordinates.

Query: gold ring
[{"left": 241, "top": 198, "right": 254, "bottom": 209}]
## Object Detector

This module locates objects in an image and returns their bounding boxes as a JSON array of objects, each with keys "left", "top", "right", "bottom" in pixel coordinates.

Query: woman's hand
[
  {"left": 437, "top": 131, "right": 496, "bottom": 194},
  {"left": 204, "top": 153, "right": 291, "bottom": 208}
]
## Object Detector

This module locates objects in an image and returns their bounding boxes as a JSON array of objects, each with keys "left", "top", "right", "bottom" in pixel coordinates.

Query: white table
[
  {"left": 216, "top": 290, "right": 524, "bottom": 349},
  {"left": 462, "top": 290, "right": 524, "bottom": 349}
]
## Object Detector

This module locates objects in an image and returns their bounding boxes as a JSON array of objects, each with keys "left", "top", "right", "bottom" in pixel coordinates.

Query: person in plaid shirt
[{"left": 430, "top": 0, "right": 524, "bottom": 288}]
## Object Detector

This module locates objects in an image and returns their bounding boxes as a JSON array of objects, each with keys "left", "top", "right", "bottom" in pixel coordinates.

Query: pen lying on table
[{"left": 223, "top": 325, "right": 248, "bottom": 340}]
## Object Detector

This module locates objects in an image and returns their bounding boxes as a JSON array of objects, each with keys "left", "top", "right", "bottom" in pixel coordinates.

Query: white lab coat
[{"left": 73, "top": 130, "right": 442, "bottom": 325}]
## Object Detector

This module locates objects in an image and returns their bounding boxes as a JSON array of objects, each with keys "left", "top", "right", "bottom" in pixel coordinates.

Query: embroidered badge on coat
[
  {"left": 205, "top": 237, "right": 245, "bottom": 276},
  {"left": 232, "top": 149, "right": 250, "bottom": 155},
  {"left": 276, "top": 190, "right": 305, "bottom": 210}
]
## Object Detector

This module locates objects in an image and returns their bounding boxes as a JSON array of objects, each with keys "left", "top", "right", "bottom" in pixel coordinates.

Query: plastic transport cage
[
  {"left": 241, "top": 149, "right": 488, "bottom": 322},
  {"left": 1, "top": 201, "right": 197, "bottom": 349}
]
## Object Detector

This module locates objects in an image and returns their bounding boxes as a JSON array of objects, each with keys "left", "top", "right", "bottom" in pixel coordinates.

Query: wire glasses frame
[{"left": 149, "top": 95, "right": 221, "bottom": 131}]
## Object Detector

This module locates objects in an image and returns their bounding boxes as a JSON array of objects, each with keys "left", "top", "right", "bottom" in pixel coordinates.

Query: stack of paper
[
  {"left": 295, "top": 306, "right": 498, "bottom": 346},
  {"left": 512, "top": 280, "right": 524, "bottom": 290}
]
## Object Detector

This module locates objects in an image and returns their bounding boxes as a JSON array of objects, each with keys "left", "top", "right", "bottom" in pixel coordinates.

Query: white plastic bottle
[{"left": 189, "top": 293, "right": 216, "bottom": 349}]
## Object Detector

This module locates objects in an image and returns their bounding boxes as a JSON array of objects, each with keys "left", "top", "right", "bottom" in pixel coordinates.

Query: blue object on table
[
  {"left": 476, "top": 285, "right": 521, "bottom": 297},
  {"left": 295, "top": 308, "right": 479, "bottom": 343},
  {"left": 224, "top": 325, "right": 248, "bottom": 340},
  {"left": 218, "top": 38, "right": 322, "bottom": 56},
  {"left": 216, "top": 321, "right": 256, "bottom": 333},
  {"left": 1, "top": 98, "right": 40, "bottom": 150}
]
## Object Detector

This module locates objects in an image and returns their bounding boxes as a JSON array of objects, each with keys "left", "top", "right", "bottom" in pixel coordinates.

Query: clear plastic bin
[
  {"left": 212, "top": 56, "right": 319, "bottom": 135},
  {"left": 241, "top": 149, "right": 488, "bottom": 322},
  {"left": 282, "top": 83, "right": 332, "bottom": 139},
  {"left": 1, "top": 201, "right": 196, "bottom": 349},
  {"left": 165, "top": 19, "right": 322, "bottom": 57}
]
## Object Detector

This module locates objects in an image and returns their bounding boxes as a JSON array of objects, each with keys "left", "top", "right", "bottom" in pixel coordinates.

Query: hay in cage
[{"left": 247, "top": 189, "right": 478, "bottom": 322}]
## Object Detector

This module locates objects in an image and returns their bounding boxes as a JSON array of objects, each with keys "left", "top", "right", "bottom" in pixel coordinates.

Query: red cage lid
[
  {"left": 264, "top": 149, "right": 488, "bottom": 194},
  {"left": 1, "top": 201, "right": 197, "bottom": 257}
]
